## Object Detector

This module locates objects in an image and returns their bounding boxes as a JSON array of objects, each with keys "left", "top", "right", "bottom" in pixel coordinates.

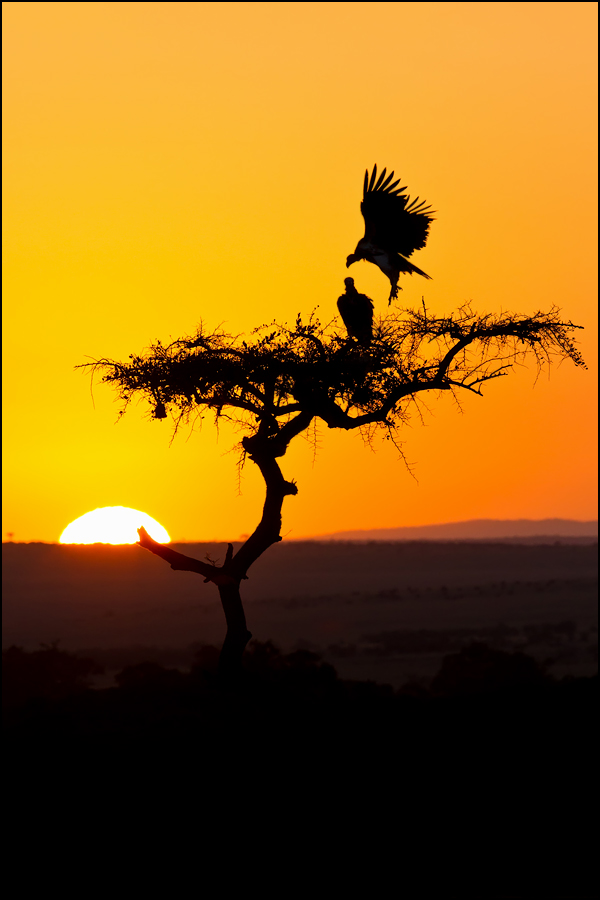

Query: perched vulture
[
  {"left": 346, "top": 165, "right": 434, "bottom": 303},
  {"left": 337, "top": 277, "right": 374, "bottom": 344}
]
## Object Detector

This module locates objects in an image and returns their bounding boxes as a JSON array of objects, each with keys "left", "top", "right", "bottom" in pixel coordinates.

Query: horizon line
[{"left": 3, "top": 517, "right": 598, "bottom": 545}]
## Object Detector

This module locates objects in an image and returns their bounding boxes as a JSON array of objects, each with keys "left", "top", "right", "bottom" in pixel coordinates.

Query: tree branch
[
  {"left": 136, "top": 526, "right": 237, "bottom": 585},
  {"left": 434, "top": 329, "right": 477, "bottom": 383}
]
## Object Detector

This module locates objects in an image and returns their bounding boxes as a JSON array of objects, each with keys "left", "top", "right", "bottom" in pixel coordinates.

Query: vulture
[
  {"left": 346, "top": 165, "right": 434, "bottom": 303},
  {"left": 337, "top": 277, "right": 374, "bottom": 344}
]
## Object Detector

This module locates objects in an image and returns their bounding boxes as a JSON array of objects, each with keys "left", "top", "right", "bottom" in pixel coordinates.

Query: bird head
[
  {"left": 346, "top": 254, "right": 358, "bottom": 268},
  {"left": 344, "top": 277, "right": 355, "bottom": 290}
]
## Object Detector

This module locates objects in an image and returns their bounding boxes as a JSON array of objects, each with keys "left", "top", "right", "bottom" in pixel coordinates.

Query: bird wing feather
[{"left": 361, "top": 166, "right": 435, "bottom": 257}]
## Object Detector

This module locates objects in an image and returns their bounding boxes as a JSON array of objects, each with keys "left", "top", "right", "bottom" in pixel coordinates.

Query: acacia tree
[{"left": 83, "top": 303, "right": 585, "bottom": 677}]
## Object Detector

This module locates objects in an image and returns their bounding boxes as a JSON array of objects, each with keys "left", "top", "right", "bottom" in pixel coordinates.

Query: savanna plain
[
  {"left": 4, "top": 536, "right": 598, "bottom": 894},
  {"left": 3, "top": 538, "right": 597, "bottom": 687}
]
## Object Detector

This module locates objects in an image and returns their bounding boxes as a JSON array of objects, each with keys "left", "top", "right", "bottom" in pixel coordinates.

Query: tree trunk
[
  {"left": 136, "top": 412, "right": 313, "bottom": 682},
  {"left": 216, "top": 582, "right": 252, "bottom": 681}
]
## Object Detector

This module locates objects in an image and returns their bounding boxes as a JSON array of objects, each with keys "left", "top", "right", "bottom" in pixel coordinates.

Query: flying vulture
[
  {"left": 337, "top": 277, "right": 374, "bottom": 344},
  {"left": 346, "top": 165, "right": 434, "bottom": 303}
]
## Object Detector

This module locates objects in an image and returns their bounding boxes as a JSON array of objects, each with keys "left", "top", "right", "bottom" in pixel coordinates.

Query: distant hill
[{"left": 309, "top": 519, "right": 598, "bottom": 542}]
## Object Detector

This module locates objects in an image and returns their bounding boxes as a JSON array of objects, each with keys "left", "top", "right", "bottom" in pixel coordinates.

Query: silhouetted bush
[
  {"left": 115, "top": 661, "right": 187, "bottom": 691},
  {"left": 2, "top": 644, "right": 102, "bottom": 708},
  {"left": 430, "top": 642, "right": 550, "bottom": 697},
  {"left": 242, "top": 640, "right": 338, "bottom": 689},
  {"left": 3, "top": 638, "right": 597, "bottom": 770},
  {"left": 190, "top": 643, "right": 221, "bottom": 675}
]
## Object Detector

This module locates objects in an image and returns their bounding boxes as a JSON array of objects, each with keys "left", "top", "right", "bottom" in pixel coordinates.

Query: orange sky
[{"left": 3, "top": 1, "right": 598, "bottom": 542}]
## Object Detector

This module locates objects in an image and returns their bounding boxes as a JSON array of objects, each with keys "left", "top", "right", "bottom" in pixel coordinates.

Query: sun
[{"left": 59, "top": 506, "right": 170, "bottom": 544}]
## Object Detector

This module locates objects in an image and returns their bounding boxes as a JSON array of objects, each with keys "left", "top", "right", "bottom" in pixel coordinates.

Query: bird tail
[{"left": 398, "top": 256, "right": 431, "bottom": 280}]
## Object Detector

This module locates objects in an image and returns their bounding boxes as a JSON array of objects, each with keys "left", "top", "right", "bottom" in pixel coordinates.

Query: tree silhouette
[{"left": 82, "top": 302, "right": 585, "bottom": 678}]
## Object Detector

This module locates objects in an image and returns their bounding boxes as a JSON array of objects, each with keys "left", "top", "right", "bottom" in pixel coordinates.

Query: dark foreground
[
  {"left": 5, "top": 536, "right": 598, "bottom": 898},
  {"left": 4, "top": 640, "right": 596, "bottom": 897},
  {"left": 4, "top": 637, "right": 595, "bottom": 743}
]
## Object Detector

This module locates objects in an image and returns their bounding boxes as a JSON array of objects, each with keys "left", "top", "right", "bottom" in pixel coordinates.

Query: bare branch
[
  {"left": 80, "top": 305, "right": 585, "bottom": 444},
  {"left": 136, "top": 526, "right": 237, "bottom": 586}
]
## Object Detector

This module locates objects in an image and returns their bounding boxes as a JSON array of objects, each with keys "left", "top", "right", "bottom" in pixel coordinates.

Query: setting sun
[{"left": 59, "top": 507, "right": 170, "bottom": 545}]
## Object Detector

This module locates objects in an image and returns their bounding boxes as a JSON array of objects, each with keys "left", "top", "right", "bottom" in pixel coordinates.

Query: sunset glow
[
  {"left": 3, "top": 2, "right": 597, "bottom": 542},
  {"left": 59, "top": 507, "right": 170, "bottom": 545}
]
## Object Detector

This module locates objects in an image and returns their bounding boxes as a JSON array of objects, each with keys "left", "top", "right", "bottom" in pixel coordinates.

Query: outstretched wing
[{"left": 361, "top": 165, "right": 434, "bottom": 257}]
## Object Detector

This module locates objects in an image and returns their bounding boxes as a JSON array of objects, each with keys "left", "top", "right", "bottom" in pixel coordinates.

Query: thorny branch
[{"left": 81, "top": 304, "right": 585, "bottom": 446}]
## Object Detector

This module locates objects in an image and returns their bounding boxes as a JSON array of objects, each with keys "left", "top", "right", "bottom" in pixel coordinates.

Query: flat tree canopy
[{"left": 88, "top": 304, "right": 584, "bottom": 439}]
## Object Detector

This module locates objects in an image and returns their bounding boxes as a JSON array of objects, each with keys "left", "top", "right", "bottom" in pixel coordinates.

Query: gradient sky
[{"left": 3, "top": 1, "right": 598, "bottom": 542}]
